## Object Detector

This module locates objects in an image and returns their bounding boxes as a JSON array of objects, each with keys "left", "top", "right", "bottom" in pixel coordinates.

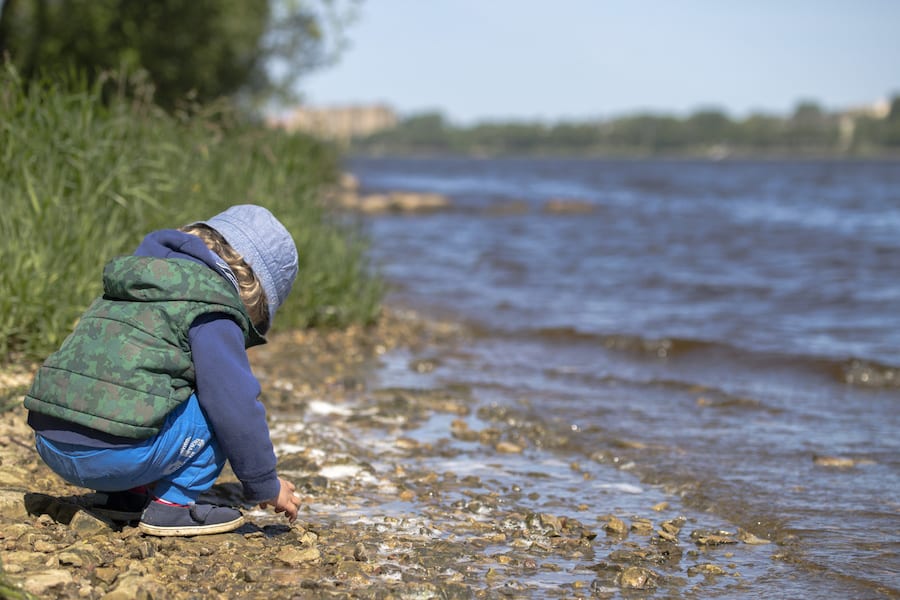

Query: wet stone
[
  {"left": 495, "top": 441, "right": 524, "bottom": 454},
  {"left": 353, "top": 541, "right": 371, "bottom": 561},
  {"left": 603, "top": 515, "right": 629, "bottom": 537},
  {"left": 276, "top": 545, "right": 321, "bottom": 565},
  {"left": 655, "top": 528, "right": 676, "bottom": 543},
  {"left": 449, "top": 419, "right": 480, "bottom": 442},
  {"left": 688, "top": 563, "right": 728, "bottom": 577},
  {"left": 630, "top": 518, "right": 654, "bottom": 535},
  {"left": 691, "top": 529, "right": 738, "bottom": 546},
  {"left": 737, "top": 528, "right": 772, "bottom": 545},
  {"left": 618, "top": 565, "right": 657, "bottom": 589},
  {"left": 661, "top": 517, "right": 686, "bottom": 535},
  {"left": 813, "top": 455, "right": 858, "bottom": 468}
]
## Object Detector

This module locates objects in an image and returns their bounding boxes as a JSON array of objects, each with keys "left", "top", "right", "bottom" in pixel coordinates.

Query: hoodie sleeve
[{"left": 189, "top": 314, "right": 280, "bottom": 504}]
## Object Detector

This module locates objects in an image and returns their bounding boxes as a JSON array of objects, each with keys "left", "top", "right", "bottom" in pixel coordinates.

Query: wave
[
  {"left": 539, "top": 366, "right": 784, "bottom": 414},
  {"left": 833, "top": 359, "right": 900, "bottom": 388},
  {"left": 524, "top": 326, "right": 718, "bottom": 358},
  {"left": 479, "top": 325, "right": 900, "bottom": 390}
]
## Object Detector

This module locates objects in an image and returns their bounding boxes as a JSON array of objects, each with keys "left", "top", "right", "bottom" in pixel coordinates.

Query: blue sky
[{"left": 300, "top": 0, "right": 900, "bottom": 124}]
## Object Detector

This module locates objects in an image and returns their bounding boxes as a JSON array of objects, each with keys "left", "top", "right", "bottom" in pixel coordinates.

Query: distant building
[
  {"left": 844, "top": 98, "right": 891, "bottom": 119},
  {"left": 269, "top": 104, "right": 398, "bottom": 143},
  {"left": 838, "top": 98, "right": 891, "bottom": 150}
]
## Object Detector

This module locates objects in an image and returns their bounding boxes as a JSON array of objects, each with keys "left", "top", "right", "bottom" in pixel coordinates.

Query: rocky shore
[
  {"left": 324, "top": 173, "right": 599, "bottom": 217},
  {"left": 1, "top": 310, "right": 774, "bottom": 599}
]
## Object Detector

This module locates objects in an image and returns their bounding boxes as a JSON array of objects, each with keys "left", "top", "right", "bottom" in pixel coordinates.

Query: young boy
[{"left": 24, "top": 204, "right": 302, "bottom": 536}]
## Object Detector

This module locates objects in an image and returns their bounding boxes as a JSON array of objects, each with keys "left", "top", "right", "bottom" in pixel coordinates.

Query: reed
[{"left": 0, "top": 66, "right": 383, "bottom": 361}]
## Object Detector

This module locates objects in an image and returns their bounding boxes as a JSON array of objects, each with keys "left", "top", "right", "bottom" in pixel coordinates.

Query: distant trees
[
  {"left": 352, "top": 98, "right": 900, "bottom": 157},
  {"left": 783, "top": 101, "right": 837, "bottom": 148},
  {"left": 686, "top": 109, "right": 733, "bottom": 145},
  {"left": 738, "top": 114, "right": 784, "bottom": 150},
  {"left": 883, "top": 97, "right": 900, "bottom": 147},
  {"left": 0, "top": 0, "right": 359, "bottom": 110},
  {"left": 379, "top": 112, "right": 453, "bottom": 152}
]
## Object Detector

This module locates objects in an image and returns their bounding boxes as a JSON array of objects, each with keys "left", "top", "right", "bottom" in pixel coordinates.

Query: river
[{"left": 339, "top": 157, "right": 899, "bottom": 598}]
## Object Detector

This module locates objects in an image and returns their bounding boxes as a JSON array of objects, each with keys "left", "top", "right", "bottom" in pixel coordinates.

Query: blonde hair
[{"left": 180, "top": 224, "right": 270, "bottom": 331}]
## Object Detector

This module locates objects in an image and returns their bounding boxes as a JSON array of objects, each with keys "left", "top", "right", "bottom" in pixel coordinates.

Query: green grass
[{"left": 0, "top": 66, "right": 383, "bottom": 362}]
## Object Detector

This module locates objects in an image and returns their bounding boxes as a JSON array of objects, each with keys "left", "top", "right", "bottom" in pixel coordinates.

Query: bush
[{"left": 0, "top": 66, "right": 382, "bottom": 361}]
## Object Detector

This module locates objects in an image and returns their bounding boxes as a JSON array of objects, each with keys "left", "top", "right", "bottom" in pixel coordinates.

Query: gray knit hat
[{"left": 200, "top": 204, "right": 298, "bottom": 330}]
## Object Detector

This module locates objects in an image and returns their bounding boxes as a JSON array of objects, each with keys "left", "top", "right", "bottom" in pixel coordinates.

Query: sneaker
[
  {"left": 88, "top": 488, "right": 152, "bottom": 522},
  {"left": 138, "top": 500, "right": 244, "bottom": 536}
]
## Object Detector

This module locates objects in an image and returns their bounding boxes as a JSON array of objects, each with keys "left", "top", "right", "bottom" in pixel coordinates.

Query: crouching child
[{"left": 24, "top": 204, "right": 302, "bottom": 536}]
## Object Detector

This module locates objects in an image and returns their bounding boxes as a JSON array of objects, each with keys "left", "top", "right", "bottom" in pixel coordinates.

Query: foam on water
[{"left": 305, "top": 399, "right": 356, "bottom": 416}]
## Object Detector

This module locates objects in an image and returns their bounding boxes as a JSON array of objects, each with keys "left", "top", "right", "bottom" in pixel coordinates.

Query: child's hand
[{"left": 260, "top": 477, "right": 300, "bottom": 522}]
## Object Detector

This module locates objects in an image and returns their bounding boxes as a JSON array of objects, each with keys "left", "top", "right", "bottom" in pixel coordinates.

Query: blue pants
[{"left": 34, "top": 395, "right": 225, "bottom": 505}]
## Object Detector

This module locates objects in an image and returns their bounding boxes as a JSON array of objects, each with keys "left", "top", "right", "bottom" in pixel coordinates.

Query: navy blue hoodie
[{"left": 28, "top": 230, "right": 280, "bottom": 503}]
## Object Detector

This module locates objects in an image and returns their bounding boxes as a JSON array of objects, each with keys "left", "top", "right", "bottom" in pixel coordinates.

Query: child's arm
[{"left": 189, "top": 315, "right": 282, "bottom": 505}]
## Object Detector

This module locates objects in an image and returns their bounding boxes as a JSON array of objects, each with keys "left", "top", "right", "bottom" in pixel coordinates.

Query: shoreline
[
  {"left": 342, "top": 150, "right": 900, "bottom": 162},
  {"left": 2, "top": 309, "right": 780, "bottom": 598}
]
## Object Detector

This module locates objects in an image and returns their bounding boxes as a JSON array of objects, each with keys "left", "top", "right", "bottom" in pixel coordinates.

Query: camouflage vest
[{"left": 25, "top": 256, "right": 264, "bottom": 439}]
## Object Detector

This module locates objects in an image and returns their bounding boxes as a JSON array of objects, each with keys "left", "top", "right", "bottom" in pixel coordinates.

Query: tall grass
[{"left": 0, "top": 66, "right": 383, "bottom": 362}]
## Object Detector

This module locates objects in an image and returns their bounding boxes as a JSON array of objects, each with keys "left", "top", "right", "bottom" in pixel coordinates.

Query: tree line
[
  {"left": 352, "top": 99, "right": 900, "bottom": 157},
  {"left": 0, "top": 0, "right": 359, "bottom": 111}
]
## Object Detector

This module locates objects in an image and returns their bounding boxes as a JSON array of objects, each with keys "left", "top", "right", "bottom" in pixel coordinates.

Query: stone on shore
[
  {"left": 21, "top": 569, "right": 73, "bottom": 596},
  {"left": 542, "top": 198, "right": 596, "bottom": 214},
  {"left": 338, "top": 190, "right": 452, "bottom": 213},
  {"left": 0, "top": 490, "right": 28, "bottom": 520}
]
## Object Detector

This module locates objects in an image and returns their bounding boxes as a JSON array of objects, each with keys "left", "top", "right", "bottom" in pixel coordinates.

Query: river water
[{"left": 342, "top": 157, "right": 900, "bottom": 597}]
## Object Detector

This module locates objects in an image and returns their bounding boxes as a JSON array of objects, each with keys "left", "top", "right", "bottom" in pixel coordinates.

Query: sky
[{"left": 300, "top": 0, "right": 900, "bottom": 125}]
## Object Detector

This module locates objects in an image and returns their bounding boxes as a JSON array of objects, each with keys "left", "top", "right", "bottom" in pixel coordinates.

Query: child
[{"left": 25, "top": 204, "right": 302, "bottom": 536}]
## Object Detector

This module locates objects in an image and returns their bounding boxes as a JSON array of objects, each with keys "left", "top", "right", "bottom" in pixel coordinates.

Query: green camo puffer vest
[{"left": 25, "top": 256, "right": 265, "bottom": 439}]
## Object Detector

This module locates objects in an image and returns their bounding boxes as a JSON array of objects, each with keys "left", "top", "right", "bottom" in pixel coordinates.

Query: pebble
[
  {"left": 604, "top": 516, "right": 629, "bottom": 536},
  {"left": 69, "top": 510, "right": 113, "bottom": 536},
  {"left": 495, "top": 441, "right": 524, "bottom": 454},
  {"left": 0, "top": 489, "right": 29, "bottom": 519},
  {"left": 32, "top": 539, "right": 56, "bottom": 553},
  {"left": 737, "top": 528, "right": 772, "bottom": 545},
  {"left": 630, "top": 518, "right": 654, "bottom": 535},
  {"left": 688, "top": 563, "right": 728, "bottom": 577},
  {"left": 691, "top": 530, "right": 738, "bottom": 546},
  {"left": 276, "top": 545, "right": 321, "bottom": 565},
  {"left": 813, "top": 455, "right": 857, "bottom": 468},
  {"left": 22, "top": 569, "right": 73, "bottom": 595},
  {"left": 618, "top": 566, "right": 656, "bottom": 589}
]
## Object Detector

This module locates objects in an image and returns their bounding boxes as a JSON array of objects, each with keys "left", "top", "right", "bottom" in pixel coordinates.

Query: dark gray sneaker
[{"left": 138, "top": 500, "right": 244, "bottom": 536}]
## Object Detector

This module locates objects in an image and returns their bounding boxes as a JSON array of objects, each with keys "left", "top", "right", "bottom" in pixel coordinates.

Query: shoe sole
[{"left": 138, "top": 515, "right": 245, "bottom": 537}]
